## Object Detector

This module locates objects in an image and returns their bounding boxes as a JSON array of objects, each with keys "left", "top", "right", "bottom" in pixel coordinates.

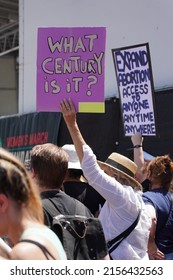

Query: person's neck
[
  {"left": 8, "top": 211, "right": 39, "bottom": 245},
  {"left": 64, "top": 178, "right": 80, "bottom": 182},
  {"left": 150, "top": 183, "right": 162, "bottom": 190},
  {"left": 39, "top": 185, "right": 60, "bottom": 192}
]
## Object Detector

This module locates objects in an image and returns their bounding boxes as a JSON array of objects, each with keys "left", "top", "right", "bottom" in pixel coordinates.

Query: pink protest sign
[{"left": 36, "top": 27, "right": 106, "bottom": 112}]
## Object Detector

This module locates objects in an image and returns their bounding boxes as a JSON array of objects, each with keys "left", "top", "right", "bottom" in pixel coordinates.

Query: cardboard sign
[
  {"left": 112, "top": 43, "right": 157, "bottom": 136},
  {"left": 37, "top": 27, "right": 106, "bottom": 113}
]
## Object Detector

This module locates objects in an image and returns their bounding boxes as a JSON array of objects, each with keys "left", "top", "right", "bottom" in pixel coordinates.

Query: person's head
[
  {"left": 146, "top": 155, "right": 173, "bottom": 190},
  {"left": 31, "top": 143, "right": 68, "bottom": 190},
  {"left": 0, "top": 147, "right": 43, "bottom": 236},
  {"left": 62, "top": 144, "right": 84, "bottom": 181},
  {"left": 98, "top": 152, "right": 142, "bottom": 191},
  {"left": 64, "top": 169, "right": 83, "bottom": 181}
]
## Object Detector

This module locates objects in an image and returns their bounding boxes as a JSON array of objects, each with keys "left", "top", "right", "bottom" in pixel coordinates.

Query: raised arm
[
  {"left": 60, "top": 99, "right": 85, "bottom": 163},
  {"left": 131, "top": 132, "right": 145, "bottom": 183},
  {"left": 60, "top": 99, "right": 142, "bottom": 212}
]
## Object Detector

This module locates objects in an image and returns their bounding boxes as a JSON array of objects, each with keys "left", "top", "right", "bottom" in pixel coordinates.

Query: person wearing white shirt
[{"left": 60, "top": 98, "right": 151, "bottom": 260}]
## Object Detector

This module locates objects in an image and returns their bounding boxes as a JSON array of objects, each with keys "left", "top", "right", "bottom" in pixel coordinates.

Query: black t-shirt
[
  {"left": 41, "top": 189, "right": 93, "bottom": 225},
  {"left": 63, "top": 181, "right": 105, "bottom": 216}
]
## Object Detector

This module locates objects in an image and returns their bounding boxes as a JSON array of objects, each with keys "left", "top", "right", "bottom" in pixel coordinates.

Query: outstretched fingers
[{"left": 60, "top": 99, "right": 75, "bottom": 114}]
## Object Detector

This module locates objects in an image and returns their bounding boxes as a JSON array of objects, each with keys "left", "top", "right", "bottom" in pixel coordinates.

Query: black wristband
[{"left": 133, "top": 145, "right": 142, "bottom": 148}]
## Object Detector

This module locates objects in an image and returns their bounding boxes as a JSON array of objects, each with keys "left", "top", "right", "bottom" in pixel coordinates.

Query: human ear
[
  {"left": 0, "top": 194, "right": 8, "bottom": 213},
  {"left": 30, "top": 168, "right": 36, "bottom": 178}
]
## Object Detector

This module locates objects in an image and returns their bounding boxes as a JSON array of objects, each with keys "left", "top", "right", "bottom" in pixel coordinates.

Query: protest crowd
[{"left": 0, "top": 99, "right": 173, "bottom": 260}]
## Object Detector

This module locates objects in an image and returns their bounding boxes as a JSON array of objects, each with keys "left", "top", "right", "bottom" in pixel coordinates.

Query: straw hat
[
  {"left": 62, "top": 144, "right": 81, "bottom": 170},
  {"left": 98, "top": 153, "right": 142, "bottom": 190}
]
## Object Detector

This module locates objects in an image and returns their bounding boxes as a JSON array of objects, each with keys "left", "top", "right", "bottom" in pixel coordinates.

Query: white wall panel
[{"left": 19, "top": 0, "right": 173, "bottom": 113}]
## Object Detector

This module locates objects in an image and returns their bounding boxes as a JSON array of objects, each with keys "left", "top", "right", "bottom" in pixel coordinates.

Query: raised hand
[
  {"left": 60, "top": 98, "right": 86, "bottom": 163},
  {"left": 60, "top": 99, "right": 77, "bottom": 127}
]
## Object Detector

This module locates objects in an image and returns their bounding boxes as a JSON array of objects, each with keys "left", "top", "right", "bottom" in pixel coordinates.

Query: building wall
[
  {"left": 19, "top": 0, "right": 173, "bottom": 113},
  {"left": 0, "top": 54, "right": 18, "bottom": 116}
]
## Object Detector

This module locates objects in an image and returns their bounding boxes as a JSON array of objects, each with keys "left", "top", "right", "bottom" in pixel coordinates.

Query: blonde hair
[
  {"left": 108, "top": 167, "right": 138, "bottom": 189},
  {"left": 0, "top": 148, "right": 43, "bottom": 223}
]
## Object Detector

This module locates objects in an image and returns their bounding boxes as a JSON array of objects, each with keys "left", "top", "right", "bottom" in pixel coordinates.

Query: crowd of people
[{"left": 0, "top": 98, "right": 173, "bottom": 260}]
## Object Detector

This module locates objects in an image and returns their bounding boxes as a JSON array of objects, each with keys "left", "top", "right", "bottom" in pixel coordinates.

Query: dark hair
[
  {"left": 31, "top": 143, "right": 68, "bottom": 189},
  {"left": 65, "top": 168, "right": 83, "bottom": 179},
  {"left": 147, "top": 155, "right": 173, "bottom": 190},
  {"left": 0, "top": 148, "right": 43, "bottom": 223}
]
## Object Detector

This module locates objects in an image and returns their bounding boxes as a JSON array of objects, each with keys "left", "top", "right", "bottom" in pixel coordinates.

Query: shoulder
[
  {"left": 41, "top": 190, "right": 59, "bottom": 199},
  {"left": 9, "top": 242, "right": 43, "bottom": 260},
  {"left": 75, "top": 198, "right": 93, "bottom": 217},
  {"left": 143, "top": 191, "right": 157, "bottom": 204},
  {"left": 143, "top": 189, "right": 170, "bottom": 210}
]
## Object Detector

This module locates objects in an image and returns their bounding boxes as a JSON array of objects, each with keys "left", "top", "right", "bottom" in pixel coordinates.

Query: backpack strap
[
  {"left": 42, "top": 198, "right": 62, "bottom": 227},
  {"left": 43, "top": 198, "right": 61, "bottom": 216},
  {"left": 73, "top": 198, "right": 89, "bottom": 216},
  {"left": 107, "top": 209, "right": 141, "bottom": 254},
  {"left": 42, "top": 195, "right": 89, "bottom": 224}
]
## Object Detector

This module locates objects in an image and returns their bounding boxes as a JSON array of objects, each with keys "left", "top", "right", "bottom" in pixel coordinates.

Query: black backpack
[{"left": 42, "top": 194, "right": 108, "bottom": 260}]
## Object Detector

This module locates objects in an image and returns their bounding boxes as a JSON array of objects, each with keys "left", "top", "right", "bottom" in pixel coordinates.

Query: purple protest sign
[{"left": 37, "top": 27, "right": 106, "bottom": 112}]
